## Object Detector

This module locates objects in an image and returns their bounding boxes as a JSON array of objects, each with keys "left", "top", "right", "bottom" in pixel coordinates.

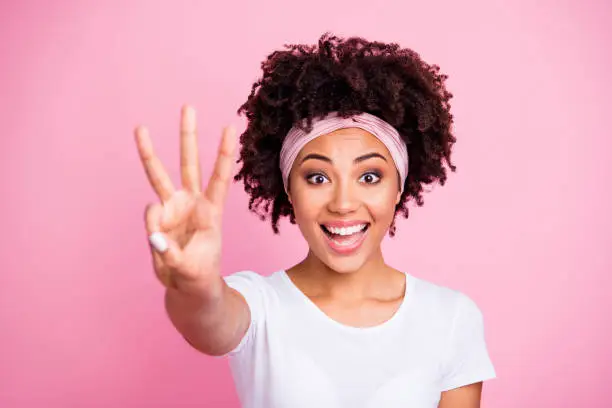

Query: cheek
[
  {"left": 365, "top": 188, "right": 398, "bottom": 221},
  {"left": 291, "top": 198, "right": 325, "bottom": 243},
  {"left": 290, "top": 189, "right": 324, "bottom": 223}
]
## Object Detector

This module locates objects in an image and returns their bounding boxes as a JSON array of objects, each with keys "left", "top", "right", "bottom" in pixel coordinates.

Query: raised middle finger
[{"left": 180, "top": 105, "right": 202, "bottom": 193}]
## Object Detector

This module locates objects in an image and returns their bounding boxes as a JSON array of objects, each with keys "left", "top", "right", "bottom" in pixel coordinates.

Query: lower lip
[{"left": 322, "top": 227, "right": 369, "bottom": 255}]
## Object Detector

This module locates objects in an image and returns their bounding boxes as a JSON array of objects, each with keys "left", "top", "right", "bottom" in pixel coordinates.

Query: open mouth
[
  {"left": 320, "top": 223, "right": 370, "bottom": 254},
  {"left": 320, "top": 223, "right": 369, "bottom": 237}
]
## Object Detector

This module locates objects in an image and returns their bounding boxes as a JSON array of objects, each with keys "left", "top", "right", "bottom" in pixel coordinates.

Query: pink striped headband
[{"left": 279, "top": 112, "right": 409, "bottom": 193}]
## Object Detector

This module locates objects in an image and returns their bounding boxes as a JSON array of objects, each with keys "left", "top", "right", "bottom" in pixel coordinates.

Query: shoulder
[
  {"left": 411, "top": 275, "right": 498, "bottom": 390},
  {"left": 222, "top": 269, "right": 284, "bottom": 289},
  {"left": 222, "top": 270, "right": 286, "bottom": 307},
  {"left": 407, "top": 273, "right": 484, "bottom": 324}
]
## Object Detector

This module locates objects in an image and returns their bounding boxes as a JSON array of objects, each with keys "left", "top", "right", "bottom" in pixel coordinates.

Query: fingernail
[{"left": 149, "top": 232, "right": 168, "bottom": 253}]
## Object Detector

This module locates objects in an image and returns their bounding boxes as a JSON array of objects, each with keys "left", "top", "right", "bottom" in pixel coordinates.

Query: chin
[{"left": 320, "top": 254, "right": 368, "bottom": 274}]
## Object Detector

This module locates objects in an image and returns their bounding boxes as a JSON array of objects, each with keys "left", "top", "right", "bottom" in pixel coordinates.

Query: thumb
[
  {"left": 148, "top": 231, "right": 183, "bottom": 269},
  {"left": 145, "top": 203, "right": 183, "bottom": 269}
]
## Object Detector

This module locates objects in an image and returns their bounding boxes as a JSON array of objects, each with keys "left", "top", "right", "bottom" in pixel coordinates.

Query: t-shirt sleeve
[
  {"left": 218, "top": 270, "right": 267, "bottom": 357},
  {"left": 439, "top": 293, "right": 497, "bottom": 391}
]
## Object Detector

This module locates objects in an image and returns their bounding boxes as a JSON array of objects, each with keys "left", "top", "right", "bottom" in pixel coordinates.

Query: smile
[{"left": 320, "top": 223, "right": 370, "bottom": 255}]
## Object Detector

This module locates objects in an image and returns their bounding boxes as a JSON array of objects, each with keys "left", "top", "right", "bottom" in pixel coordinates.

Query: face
[{"left": 287, "top": 128, "right": 402, "bottom": 274}]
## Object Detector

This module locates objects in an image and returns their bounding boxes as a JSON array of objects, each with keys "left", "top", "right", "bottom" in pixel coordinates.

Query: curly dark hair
[{"left": 234, "top": 32, "right": 457, "bottom": 236}]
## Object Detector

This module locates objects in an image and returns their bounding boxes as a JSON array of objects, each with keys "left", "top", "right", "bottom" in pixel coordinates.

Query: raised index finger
[
  {"left": 135, "top": 126, "right": 175, "bottom": 202},
  {"left": 204, "top": 125, "right": 237, "bottom": 209}
]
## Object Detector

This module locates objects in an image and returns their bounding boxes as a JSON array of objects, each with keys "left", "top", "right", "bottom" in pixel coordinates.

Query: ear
[{"left": 395, "top": 190, "right": 402, "bottom": 205}]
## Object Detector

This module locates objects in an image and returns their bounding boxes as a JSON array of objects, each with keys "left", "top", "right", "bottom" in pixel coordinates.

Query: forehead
[{"left": 298, "top": 127, "right": 390, "bottom": 157}]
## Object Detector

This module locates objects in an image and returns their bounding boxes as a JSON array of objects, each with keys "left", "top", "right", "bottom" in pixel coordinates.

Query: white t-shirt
[{"left": 221, "top": 270, "right": 496, "bottom": 408}]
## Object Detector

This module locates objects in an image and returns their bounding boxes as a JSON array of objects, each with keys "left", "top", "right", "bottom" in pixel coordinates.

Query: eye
[
  {"left": 306, "top": 173, "right": 330, "bottom": 185},
  {"left": 359, "top": 172, "right": 381, "bottom": 184}
]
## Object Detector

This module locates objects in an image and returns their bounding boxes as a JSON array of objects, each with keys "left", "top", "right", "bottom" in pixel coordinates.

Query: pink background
[{"left": 1, "top": 0, "right": 611, "bottom": 407}]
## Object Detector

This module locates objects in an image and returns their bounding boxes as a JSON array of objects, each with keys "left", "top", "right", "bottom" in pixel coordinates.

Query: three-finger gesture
[{"left": 135, "top": 106, "right": 236, "bottom": 291}]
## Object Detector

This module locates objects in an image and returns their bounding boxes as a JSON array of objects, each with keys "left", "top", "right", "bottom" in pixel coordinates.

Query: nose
[{"left": 327, "top": 180, "right": 359, "bottom": 215}]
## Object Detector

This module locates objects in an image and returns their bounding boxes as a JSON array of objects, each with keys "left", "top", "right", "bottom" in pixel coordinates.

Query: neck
[{"left": 288, "top": 247, "right": 400, "bottom": 300}]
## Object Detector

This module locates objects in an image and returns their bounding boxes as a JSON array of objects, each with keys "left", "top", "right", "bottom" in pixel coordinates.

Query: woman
[{"left": 135, "top": 33, "right": 496, "bottom": 408}]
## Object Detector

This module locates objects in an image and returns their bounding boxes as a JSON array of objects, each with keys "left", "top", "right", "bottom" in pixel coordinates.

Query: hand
[{"left": 135, "top": 105, "right": 237, "bottom": 293}]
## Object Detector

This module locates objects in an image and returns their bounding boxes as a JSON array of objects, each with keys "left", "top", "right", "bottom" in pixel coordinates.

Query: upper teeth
[{"left": 327, "top": 224, "right": 366, "bottom": 236}]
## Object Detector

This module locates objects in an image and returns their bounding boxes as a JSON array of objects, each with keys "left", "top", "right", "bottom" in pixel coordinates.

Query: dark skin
[
  {"left": 284, "top": 128, "right": 484, "bottom": 407},
  {"left": 438, "top": 382, "right": 483, "bottom": 408},
  {"left": 234, "top": 34, "right": 457, "bottom": 236},
  {"left": 229, "top": 33, "right": 479, "bottom": 406},
  {"left": 136, "top": 106, "right": 484, "bottom": 405}
]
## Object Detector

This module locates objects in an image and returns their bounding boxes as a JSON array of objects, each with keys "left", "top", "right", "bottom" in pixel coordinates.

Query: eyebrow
[{"left": 300, "top": 152, "right": 388, "bottom": 165}]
